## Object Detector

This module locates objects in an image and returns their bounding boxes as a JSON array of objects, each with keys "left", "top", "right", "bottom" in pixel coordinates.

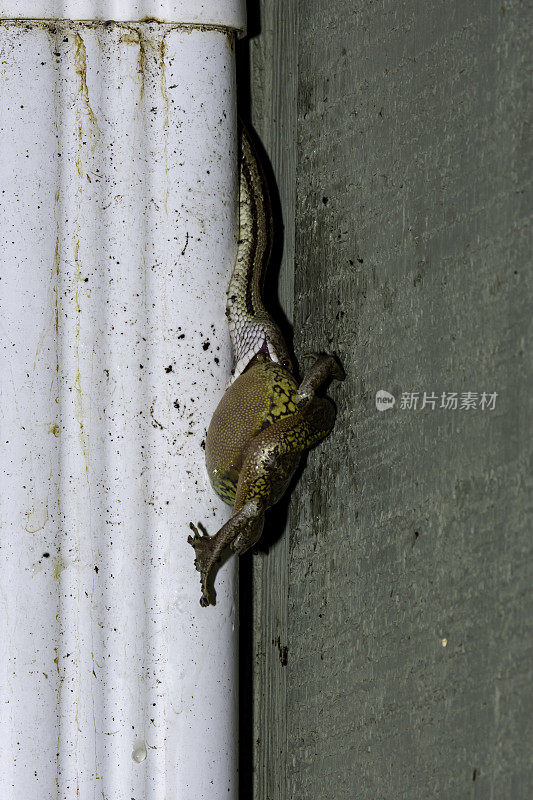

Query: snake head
[
  {"left": 259, "top": 329, "right": 294, "bottom": 374},
  {"left": 228, "top": 316, "right": 294, "bottom": 382}
]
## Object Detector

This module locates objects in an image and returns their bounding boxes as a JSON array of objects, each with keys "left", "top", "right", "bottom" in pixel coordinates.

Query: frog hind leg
[
  {"left": 234, "top": 393, "right": 339, "bottom": 517},
  {"left": 188, "top": 497, "right": 265, "bottom": 607}
]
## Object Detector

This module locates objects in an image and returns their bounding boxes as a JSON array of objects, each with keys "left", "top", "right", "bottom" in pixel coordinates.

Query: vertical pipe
[{"left": 0, "top": 4, "right": 245, "bottom": 798}]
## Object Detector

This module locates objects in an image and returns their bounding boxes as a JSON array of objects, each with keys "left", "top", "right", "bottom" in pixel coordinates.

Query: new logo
[{"left": 375, "top": 390, "right": 396, "bottom": 411}]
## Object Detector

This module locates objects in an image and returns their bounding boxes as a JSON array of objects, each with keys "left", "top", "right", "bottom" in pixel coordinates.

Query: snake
[{"left": 226, "top": 121, "right": 293, "bottom": 381}]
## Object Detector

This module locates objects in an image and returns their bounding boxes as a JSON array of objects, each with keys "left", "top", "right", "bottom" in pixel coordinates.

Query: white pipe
[
  {"left": 0, "top": 1, "right": 246, "bottom": 29},
  {"left": 0, "top": 5, "right": 244, "bottom": 798}
]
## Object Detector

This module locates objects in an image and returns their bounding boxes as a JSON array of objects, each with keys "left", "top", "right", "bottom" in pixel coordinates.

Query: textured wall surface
[{"left": 249, "top": 1, "right": 532, "bottom": 798}]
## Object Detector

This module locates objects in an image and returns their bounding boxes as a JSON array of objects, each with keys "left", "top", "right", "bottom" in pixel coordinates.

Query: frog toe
[{"left": 330, "top": 355, "right": 345, "bottom": 382}]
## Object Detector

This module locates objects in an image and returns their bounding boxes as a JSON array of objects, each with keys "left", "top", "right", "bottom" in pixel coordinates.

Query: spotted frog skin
[{"left": 189, "top": 353, "right": 344, "bottom": 606}]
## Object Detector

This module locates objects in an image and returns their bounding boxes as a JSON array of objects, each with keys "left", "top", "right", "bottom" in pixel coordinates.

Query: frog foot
[
  {"left": 188, "top": 522, "right": 220, "bottom": 607},
  {"left": 296, "top": 353, "right": 345, "bottom": 403},
  {"left": 188, "top": 498, "right": 265, "bottom": 607}
]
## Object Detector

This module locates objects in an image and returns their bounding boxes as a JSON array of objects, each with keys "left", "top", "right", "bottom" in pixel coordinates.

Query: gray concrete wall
[{"left": 247, "top": 1, "right": 531, "bottom": 798}]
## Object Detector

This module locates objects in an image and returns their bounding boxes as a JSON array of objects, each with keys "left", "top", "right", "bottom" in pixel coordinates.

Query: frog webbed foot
[
  {"left": 295, "top": 353, "right": 345, "bottom": 403},
  {"left": 188, "top": 498, "right": 265, "bottom": 607},
  {"left": 188, "top": 522, "right": 220, "bottom": 607}
]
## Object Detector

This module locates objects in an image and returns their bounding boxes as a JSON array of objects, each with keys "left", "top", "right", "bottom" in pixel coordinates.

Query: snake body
[
  {"left": 226, "top": 123, "right": 292, "bottom": 380},
  {"left": 188, "top": 122, "right": 344, "bottom": 607}
]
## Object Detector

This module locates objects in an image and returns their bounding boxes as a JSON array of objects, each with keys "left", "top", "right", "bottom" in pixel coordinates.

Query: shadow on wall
[
  {"left": 235, "top": 2, "right": 295, "bottom": 797},
  {"left": 235, "top": 6, "right": 256, "bottom": 797}
]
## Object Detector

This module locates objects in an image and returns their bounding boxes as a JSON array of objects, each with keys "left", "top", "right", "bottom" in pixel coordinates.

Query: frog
[{"left": 189, "top": 352, "right": 343, "bottom": 606}]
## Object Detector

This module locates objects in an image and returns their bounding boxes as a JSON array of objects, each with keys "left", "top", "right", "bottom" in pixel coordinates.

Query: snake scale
[{"left": 188, "top": 122, "right": 344, "bottom": 607}]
